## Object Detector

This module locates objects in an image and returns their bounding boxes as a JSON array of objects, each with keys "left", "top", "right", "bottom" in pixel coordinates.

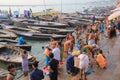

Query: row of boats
[
  {"left": 0, "top": 18, "right": 74, "bottom": 66},
  {"left": 0, "top": 29, "right": 37, "bottom": 66},
  {"left": 0, "top": 17, "right": 72, "bottom": 79},
  {"left": 1, "top": 24, "right": 73, "bottom": 40},
  {"left": 0, "top": 13, "right": 107, "bottom": 74}
]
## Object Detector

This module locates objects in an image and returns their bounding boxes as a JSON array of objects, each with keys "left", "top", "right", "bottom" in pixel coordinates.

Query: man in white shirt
[
  {"left": 78, "top": 51, "right": 89, "bottom": 80},
  {"left": 52, "top": 44, "right": 60, "bottom": 61}
]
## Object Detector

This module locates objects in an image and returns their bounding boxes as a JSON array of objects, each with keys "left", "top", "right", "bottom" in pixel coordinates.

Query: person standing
[
  {"left": 20, "top": 50, "right": 29, "bottom": 77},
  {"left": 50, "top": 37, "right": 58, "bottom": 46},
  {"left": 52, "top": 44, "right": 60, "bottom": 62},
  {"left": 100, "top": 21, "right": 104, "bottom": 33},
  {"left": 43, "top": 44, "right": 51, "bottom": 67},
  {"left": 30, "top": 62, "right": 44, "bottom": 80},
  {"left": 92, "top": 15, "right": 96, "bottom": 25},
  {"left": 48, "top": 53, "right": 59, "bottom": 80},
  {"left": 68, "top": 33, "right": 75, "bottom": 52},
  {"left": 64, "top": 39, "right": 71, "bottom": 56},
  {"left": 7, "top": 64, "right": 16, "bottom": 80},
  {"left": 78, "top": 51, "right": 89, "bottom": 80},
  {"left": 58, "top": 39, "right": 64, "bottom": 64}
]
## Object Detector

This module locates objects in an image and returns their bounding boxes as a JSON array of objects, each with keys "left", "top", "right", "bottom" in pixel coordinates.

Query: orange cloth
[
  {"left": 116, "top": 29, "right": 119, "bottom": 33},
  {"left": 96, "top": 54, "right": 107, "bottom": 68},
  {"left": 64, "top": 40, "right": 71, "bottom": 51}
]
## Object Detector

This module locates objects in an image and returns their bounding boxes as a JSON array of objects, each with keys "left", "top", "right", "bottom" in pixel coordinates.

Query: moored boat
[
  {"left": 13, "top": 18, "right": 69, "bottom": 28},
  {"left": 0, "top": 38, "right": 31, "bottom": 51},
  {"left": 68, "top": 19, "right": 91, "bottom": 27},
  {"left": 28, "top": 26, "right": 74, "bottom": 35},
  {"left": 0, "top": 44, "right": 38, "bottom": 65},
  {"left": 0, "top": 29, "right": 17, "bottom": 39},
  {"left": 3, "top": 25, "right": 66, "bottom": 40},
  {"left": 14, "top": 32, "right": 66, "bottom": 40},
  {"left": 0, "top": 69, "right": 7, "bottom": 80}
]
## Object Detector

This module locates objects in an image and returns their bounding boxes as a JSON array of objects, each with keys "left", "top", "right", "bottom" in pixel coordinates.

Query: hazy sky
[{"left": 0, "top": 0, "right": 100, "bottom": 5}]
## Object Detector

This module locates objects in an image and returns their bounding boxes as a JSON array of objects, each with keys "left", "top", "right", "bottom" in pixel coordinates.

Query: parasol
[
  {"left": 111, "top": 7, "right": 120, "bottom": 13},
  {"left": 108, "top": 11, "right": 120, "bottom": 20}
]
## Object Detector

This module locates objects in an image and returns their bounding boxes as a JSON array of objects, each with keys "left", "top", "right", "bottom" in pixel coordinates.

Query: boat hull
[
  {"left": 0, "top": 39, "right": 31, "bottom": 51},
  {"left": 14, "top": 20, "right": 68, "bottom": 29},
  {"left": 0, "top": 44, "right": 38, "bottom": 66},
  {"left": 3, "top": 25, "right": 66, "bottom": 40}
]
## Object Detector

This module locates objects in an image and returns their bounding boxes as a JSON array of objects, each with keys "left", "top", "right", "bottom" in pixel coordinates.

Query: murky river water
[
  {"left": 0, "top": 28, "right": 74, "bottom": 69},
  {"left": 0, "top": 39, "right": 50, "bottom": 70},
  {"left": 27, "top": 40, "right": 49, "bottom": 69}
]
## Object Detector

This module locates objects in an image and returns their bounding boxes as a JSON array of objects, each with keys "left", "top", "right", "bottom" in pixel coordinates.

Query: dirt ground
[{"left": 43, "top": 36, "right": 120, "bottom": 80}]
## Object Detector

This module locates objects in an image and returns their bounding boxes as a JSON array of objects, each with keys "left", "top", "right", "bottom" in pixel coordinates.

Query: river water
[
  {"left": 0, "top": 40, "right": 49, "bottom": 70},
  {"left": 0, "top": 27, "right": 74, "bottom": 71},
  {"left": 27, "top": 40, "right": 49, "bottom": 69}
]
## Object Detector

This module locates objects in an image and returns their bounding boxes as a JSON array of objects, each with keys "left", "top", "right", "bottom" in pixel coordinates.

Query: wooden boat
[
  {"left": 28, "top": 26, "right": 74, "bottom": 35},
  {"left": 0, "top": 69, "right": 7, "bottom": 80},
  {"left": 75, "top": 12, "right": 105, "bottom": 21},
  {"left": 39, "top": 16, "right": 54, "bottom": 21},
  {"left": 68, "top": 19, "right": 91, "bottom": 27},
  {"left": 0, "top": 38, "right": 31, "bottom": 51},
  {"left": 0, "top": 24, "right": 2, "bottom": 29},
  {"left": 0, "top": 74, "right": 6, "bottom": 80},
  {"left": 3, "top": 25, "right": 66, "bottom": 40},
  {"left": 0, "top": 19, "right": 13, "bottom": 25},
  {"left": 13, "top": 19, "right": 69, "bottom": 28},
  {"left": 0, "top": 44, "right": 38, "bottom": 65},
  {"left": 0, "top": 29, "right": 17, "bottom": 39}
]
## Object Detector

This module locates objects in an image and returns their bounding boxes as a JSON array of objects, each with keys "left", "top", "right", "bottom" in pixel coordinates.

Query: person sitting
[
  {"left": 96, "top": 50, "right": 107, "bottom": 69},
  {"left": 66, "top": 55, "right": 75, "bottom": 75},
  {"left": 18, "top": 36, "right": 26, "bottom": 45}
]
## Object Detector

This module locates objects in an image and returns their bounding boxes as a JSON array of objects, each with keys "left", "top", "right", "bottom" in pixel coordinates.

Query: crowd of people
[{"left": 6, "top": 16, "right": 120, "bottom": 80}]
